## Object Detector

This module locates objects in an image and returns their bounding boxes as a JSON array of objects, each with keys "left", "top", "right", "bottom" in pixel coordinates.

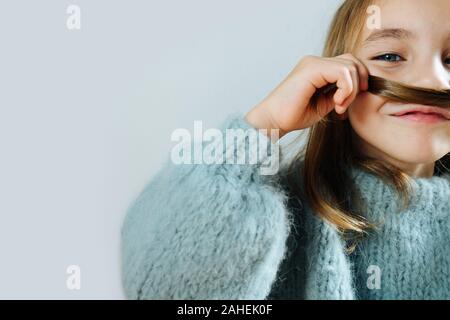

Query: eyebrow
[{"left": 363, "top": 28, "right": 415, "bottom": 44}]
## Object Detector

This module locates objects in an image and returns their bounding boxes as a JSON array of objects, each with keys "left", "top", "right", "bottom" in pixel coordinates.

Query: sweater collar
[
  {"left": 300, "top": 164, "right": 450, "bottom": 300},
  {"left": 349, "top": 165, "right": 450, "bottom": 217}
]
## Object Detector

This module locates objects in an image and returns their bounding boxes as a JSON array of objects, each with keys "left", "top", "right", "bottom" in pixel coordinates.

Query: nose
[{"left": 407, "top": 60, "right": 450, "bottom": 91}]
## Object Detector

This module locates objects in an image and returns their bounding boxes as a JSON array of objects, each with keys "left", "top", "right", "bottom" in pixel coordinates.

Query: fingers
[
  {"left": 302, "top": 54, "right": 370, "bottom": 115},
  {"left": 330, "top": 54, "right": 370, "bottom": 114},
  {"left": 336, "top": 61, "right": 359, "bottom": 113},
  {"left": 337, "top": 54, "right": 370, "bottom": 91},
  {"left": 333, "top": 67, "right": 355, "bottom": 113},
  {"left": 318, "top": 60, "right": 358, "bottom": 114}
]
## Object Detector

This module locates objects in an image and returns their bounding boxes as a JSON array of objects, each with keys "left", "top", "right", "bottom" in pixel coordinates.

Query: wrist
[{"left": 245, "top": 105, "right": 286, "bottom": 142}]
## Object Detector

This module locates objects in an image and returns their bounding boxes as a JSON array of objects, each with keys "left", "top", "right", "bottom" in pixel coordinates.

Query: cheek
[
  {"left": 347, "top": 92, "right": 387, "bottom": 147},
  {"left": 347, "top": 93, "right": 450, "bottom": 162},
  {"left": 347, "top": 92, "right": 384, "bottom": 123},
  {"left": 347, "top": 93, "right": 391, "bottom": 151}
]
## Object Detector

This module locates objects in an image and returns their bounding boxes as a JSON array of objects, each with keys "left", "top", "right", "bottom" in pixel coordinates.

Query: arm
[{"left": 121, "top": 113, "right": 294, "bottom": 299}]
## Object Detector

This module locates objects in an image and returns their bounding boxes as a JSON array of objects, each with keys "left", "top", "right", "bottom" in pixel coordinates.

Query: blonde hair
[
  {"left": 287, "top": 0, "right": 450, "bottom": 247},
  {"left": 315, "top": 75, "right": 450, "bottom": 108}
]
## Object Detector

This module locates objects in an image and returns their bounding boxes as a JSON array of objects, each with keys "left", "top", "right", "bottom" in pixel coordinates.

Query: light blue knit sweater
[{"left": 121, "top": 113, "right": 450, "bottom": 300}]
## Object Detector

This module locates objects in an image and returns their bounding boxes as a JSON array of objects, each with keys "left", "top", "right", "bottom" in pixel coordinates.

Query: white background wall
[{"left": 0, "top": 0, "right": 341, "bottom": 299}]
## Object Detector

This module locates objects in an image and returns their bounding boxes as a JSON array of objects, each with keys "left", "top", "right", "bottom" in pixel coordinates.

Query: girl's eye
[
  {"left": 372, "top": 53, "right": 404, "bottom": 62},
  {"left": 445, "top": 57, "right": 450, "bottom": 65}
]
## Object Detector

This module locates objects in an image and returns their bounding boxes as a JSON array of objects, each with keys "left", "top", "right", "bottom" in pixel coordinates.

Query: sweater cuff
[{"left": 214, "top": 112, "right": 281, "bottom": 176}]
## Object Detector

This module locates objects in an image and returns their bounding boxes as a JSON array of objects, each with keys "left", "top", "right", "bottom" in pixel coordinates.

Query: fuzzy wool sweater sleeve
[{"left": 121, "top": 113, "right": 294, "bottom": 299}]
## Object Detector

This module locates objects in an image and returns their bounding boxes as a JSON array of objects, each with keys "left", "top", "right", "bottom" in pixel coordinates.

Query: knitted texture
[
  {"left": 121, "top": 113, "right": 293, "bottom": 299},
  {"left": 349, "top": 167, "right": 450, "bottom": 299},
  {"left": 121, "top": 113, "right": 450, "bottom": 300}
]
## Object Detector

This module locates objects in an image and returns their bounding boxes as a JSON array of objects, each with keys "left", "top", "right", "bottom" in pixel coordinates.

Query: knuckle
[
  {"left": 301, "top": 55, "right": 315, "bottom": 63},
  {"left": 297, "top": 55, "right": 316, "bottom": 69},
  {"left": 348, "top": 64, "right": 358, "bottom": 74},
  {"left": 341, "top": 53, "right": 353, "bottom": 59},
  {"left": 339, "top": 66, "right": 352, "bottom": 77}
]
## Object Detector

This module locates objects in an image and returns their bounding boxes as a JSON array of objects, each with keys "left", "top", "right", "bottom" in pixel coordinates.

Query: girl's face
[{"left": 347, "top": 0, "right": 450, "bottom": 177}]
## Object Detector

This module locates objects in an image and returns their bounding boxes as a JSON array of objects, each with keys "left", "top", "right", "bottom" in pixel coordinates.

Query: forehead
[{"left": 359, "top": 0, "right": 450, "bottom": 43}]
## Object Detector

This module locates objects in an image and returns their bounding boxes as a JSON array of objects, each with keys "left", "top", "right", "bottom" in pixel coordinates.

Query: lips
[{"left": 390, "top": 106, "right": 450, "bottom": 120}]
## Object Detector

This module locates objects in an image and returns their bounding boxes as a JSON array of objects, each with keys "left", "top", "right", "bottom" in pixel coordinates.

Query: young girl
[{"left": 121, "top": 0, "right": 450, "bottom": 300}]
